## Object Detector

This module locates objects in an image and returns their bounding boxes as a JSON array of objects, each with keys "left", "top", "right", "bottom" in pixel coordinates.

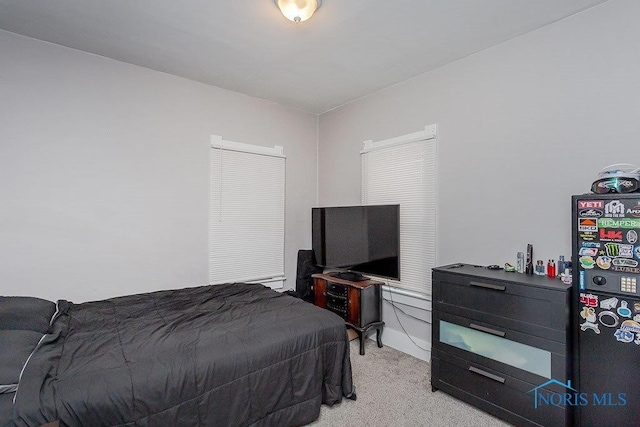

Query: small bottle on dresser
[
  {"left": 516, "top": 252, "right": 524, "bottom": 273},
  {"left": 547, "top": 259, "right": 556, "bottom": 278}
]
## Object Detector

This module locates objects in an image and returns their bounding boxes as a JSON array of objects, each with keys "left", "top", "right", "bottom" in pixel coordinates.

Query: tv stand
[
  {"left": 312, "top": 273, "right": 384, "bottom": 355},
  {"left": 328, "top": 271, "right": 368, "bottom": 282}
]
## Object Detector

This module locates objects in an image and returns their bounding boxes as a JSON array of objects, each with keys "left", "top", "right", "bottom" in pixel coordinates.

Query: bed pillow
[
  {"left": 0, "top": 296, "right": 56, "bottom": 333},
  {"left": 0, "top": 330, "right": 43, "bottom": 386}
]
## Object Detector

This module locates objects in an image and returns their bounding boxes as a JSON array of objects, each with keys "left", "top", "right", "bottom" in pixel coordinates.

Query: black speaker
[{"left": 296, "top": 249, "right": 322, "bottom": 303}]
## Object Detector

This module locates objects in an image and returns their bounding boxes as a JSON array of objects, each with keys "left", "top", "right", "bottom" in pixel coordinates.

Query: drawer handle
[
  {"left": 469, "top": 323, "right": 506, "bottom": 337},
  {"left": 470, "top": 281, "right": 506, "bottom": 291},
  {"left": 468, "top": 366, "right": 505, "bottom": 384}
]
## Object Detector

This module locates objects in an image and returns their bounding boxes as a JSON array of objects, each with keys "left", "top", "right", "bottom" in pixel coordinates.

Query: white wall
[
  {"left": 318, "top": 0, "right": 640, "bottom": 359},
  {"left": 0, "top": 30, "right": 318, "bottom": 302}
]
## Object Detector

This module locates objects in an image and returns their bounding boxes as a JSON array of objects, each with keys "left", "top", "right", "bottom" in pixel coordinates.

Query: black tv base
[{"left": 328, "top": 271, "right": 369, "bottom": 282}]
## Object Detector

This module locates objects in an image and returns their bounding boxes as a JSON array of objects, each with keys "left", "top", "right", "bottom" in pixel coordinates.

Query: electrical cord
[
  {"left": 384, "top": 282, "right": 430, "bottom": 353},
  {"left": 382, "top": 297, "right": 431, "bottom": 323}
]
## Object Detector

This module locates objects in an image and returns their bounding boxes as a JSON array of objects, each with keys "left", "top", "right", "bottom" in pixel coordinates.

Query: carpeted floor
[{"left": 309, "top": 339, "right": 511, "bottom": 426}]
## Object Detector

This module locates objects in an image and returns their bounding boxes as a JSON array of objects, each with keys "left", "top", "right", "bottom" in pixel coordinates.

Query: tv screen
[{"left": 312, "top": 205, "right": 400, "bottom": 281}]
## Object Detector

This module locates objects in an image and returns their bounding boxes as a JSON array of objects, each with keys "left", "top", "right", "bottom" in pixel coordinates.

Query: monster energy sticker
[
  {"left": 598, "top": 218, "right": 640, "bottom": 229},
  {"left": 605, "top": 243, "right": 634, "bottom": 258}
]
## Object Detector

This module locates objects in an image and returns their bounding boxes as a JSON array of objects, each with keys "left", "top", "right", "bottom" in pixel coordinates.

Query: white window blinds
[
  {"left": 361, "top": 125, "right": 437, "bottom": 295},
  {"left": 209, "top": 135, "right": 285, "bottom": 288}
]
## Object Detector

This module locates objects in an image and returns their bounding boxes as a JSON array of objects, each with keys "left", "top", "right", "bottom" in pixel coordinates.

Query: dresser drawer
[
  {"left": 432, "top": 350, "right": 568, "bottom": 427},
  {"left": 433, "top": 312, "right": 569, "bottom": 385},
  {"left": 433, "top": 270, "right": 569, "bottom": 338}
]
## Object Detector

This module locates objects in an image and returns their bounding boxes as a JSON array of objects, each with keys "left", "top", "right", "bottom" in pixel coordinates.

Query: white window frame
[
  {"left": 361, "top": 125, "right": 437, "bottom": 297},
  {"left": 209, "top": 135, "right": 286, "bottom": 289}
]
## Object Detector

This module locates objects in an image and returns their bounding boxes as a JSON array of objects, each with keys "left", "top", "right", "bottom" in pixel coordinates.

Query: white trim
[
  {"left": 211, "top": 135, "right": 285, "bottom": 158},
  {"left": 255, "top": 278, "right": 284, "bottom": 289},
  {"left": 210, "top": 276, "right": 286, "bottom": 284},
  {"left": 210, "top": 275, "right": 286, "bottom": 287},
  {"left": 361, "top": 124, "right": 437, "bottom": 153},
  {"left": 379, "top": 282, "right": 432, "bottom": 361}
]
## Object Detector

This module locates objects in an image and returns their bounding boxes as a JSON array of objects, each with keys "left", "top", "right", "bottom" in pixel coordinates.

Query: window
[
  {"left": 361, "top": 125, "right": 437, "bottom": 295},
  {"left": 209, "top": 135, "right": 286, "bottom": 289}
]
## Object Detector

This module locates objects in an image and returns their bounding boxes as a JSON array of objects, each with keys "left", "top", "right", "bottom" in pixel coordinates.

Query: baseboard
[{"left": 370, "top": 326, "right": 431, "bottom": 362}]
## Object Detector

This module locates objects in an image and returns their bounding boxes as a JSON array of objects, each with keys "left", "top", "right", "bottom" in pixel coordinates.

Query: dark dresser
[{"left": 431, "top": 263, "right": 572, "bottom": 426}]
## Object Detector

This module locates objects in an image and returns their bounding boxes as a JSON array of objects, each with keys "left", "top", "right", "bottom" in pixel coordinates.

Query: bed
[{"left": 1, "top": 283, "right": 355, "bottom": 426}]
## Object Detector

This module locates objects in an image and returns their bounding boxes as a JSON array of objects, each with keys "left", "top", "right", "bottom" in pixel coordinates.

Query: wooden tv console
[{"left": 312, "top": 273, "right": 384, "bottom": 355}]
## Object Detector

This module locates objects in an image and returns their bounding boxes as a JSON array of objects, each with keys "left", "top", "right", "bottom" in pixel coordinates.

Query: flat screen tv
[{"left": 312, "top": 204, "right": 400, "bottom": 281}]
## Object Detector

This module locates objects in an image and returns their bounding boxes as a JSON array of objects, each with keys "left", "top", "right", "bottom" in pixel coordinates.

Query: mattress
[{"left": 7, "top": 283, "right": 354, "bottom": 426}]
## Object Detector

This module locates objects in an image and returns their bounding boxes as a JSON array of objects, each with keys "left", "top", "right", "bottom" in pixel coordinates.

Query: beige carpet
[{"left": 309, "top": 339, "right": 511, "bottom": 427}]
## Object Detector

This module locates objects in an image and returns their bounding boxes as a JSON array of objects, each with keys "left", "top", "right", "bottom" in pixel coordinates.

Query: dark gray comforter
[{"left": 10, "top": 283, "right": 354, "bottom": 426}]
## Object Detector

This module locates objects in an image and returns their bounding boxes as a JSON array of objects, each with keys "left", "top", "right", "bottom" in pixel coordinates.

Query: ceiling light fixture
[{"left": 275, "top": 0, "right": 321, "bottom": 23}]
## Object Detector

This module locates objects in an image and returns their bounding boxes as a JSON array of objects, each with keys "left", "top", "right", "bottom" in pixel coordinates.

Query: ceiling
[{"left": 0, "top": 0, "right": 608, "bottom": 114}]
